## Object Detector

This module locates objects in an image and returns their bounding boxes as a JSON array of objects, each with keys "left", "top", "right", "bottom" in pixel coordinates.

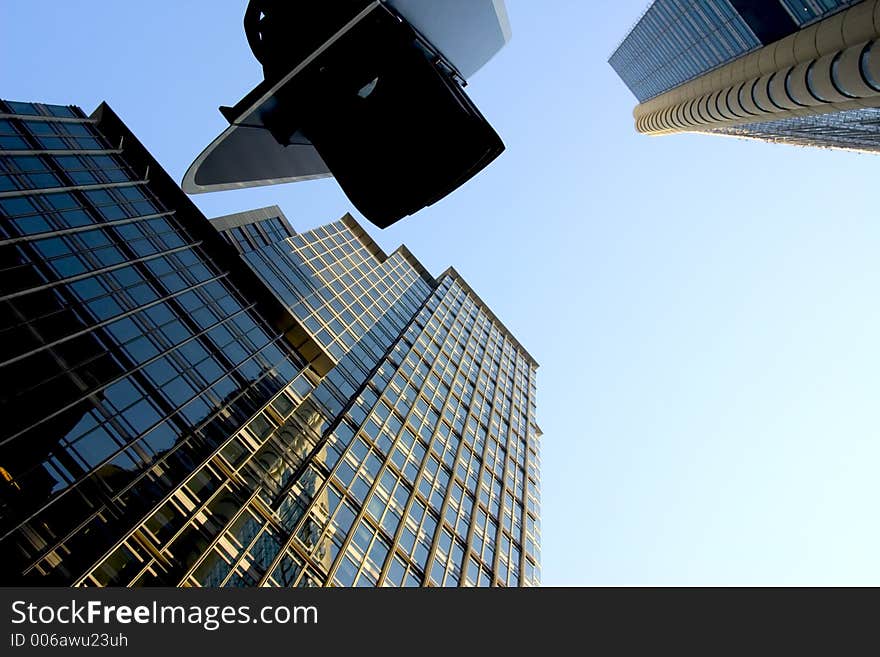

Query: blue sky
[{"left": 4, "top": 0, "right": 880, "bottom": 585}]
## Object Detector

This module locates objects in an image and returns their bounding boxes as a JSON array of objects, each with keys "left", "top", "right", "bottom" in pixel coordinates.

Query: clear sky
[{"left": 3, "top": 0, "right": 880, "bottom": 586}]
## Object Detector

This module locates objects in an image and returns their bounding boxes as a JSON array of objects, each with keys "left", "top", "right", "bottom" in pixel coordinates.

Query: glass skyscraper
[
  {"left": 610, "top": 0, "right": 862, "bottom": 103},
  {"left": 611, "top": 0, "right": 879, "bottom": 153},
  {"left": 610, "top": 0, "right": 763, "bottom": 103},
  {"left": 0, "top": 98, "right": 541, "bottom": 587}
]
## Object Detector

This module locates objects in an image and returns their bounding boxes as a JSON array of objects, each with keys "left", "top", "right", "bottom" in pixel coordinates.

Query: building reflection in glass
[{"left": 0, "top": 99, "right": 542, "bottom": 587}]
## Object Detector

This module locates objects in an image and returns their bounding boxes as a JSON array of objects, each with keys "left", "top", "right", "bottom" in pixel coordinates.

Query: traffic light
[{"left": 182, "top": 0, "right": 511, "bottom": 229}]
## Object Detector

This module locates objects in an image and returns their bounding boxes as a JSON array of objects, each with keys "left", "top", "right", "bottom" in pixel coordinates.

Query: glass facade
[
  {"left": 779, "top": 0, "right": 861, "bottom": 26},
  {"left": 610, "top": 0, "right": 761, "bottom": 103},
  {"left": 711, "top": 107, "right": 880, "bottom": 151},
  {"left": 0, "top": 99, "right": 541, "bottom": 587},
  {"left": 610, "top": 0, "right": 863, "bottom": 102}
]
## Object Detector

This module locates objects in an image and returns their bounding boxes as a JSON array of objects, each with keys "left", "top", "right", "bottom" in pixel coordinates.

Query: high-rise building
[
  {"left": 611, "top": 0, "right": 880, "bottom": 152},
  {"left": 0, "top": 98, "right": 542, "bottom": 588}
]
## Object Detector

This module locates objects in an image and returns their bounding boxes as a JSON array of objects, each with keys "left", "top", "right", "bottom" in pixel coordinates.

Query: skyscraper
[
  {"left": 0, "top": 98, "right": 541, "bottom": 587},
  {"left": 611, "top": 0, "right": 880, "bottom": 152}
]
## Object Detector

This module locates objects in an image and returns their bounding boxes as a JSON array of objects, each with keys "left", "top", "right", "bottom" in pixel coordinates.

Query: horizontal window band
[
  {"left": 0, "top": 270, "right": 225, "bottom": 368},
  {"left": 0, "top": 241, "right": 202, "bottom": 303},
  {"left": 1, "top": 148, "right": 124, "bottom": 156},
  {"left": 0, "top": 177, "right": 149, "bottom": 199},
  {"left": 0, "top": 210, "right": 177, "bottom": 247}
]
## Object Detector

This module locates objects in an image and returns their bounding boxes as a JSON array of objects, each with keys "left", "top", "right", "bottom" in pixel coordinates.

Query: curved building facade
[{"left": 612, "top": 0, "right": 880, "bottom": 152}]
